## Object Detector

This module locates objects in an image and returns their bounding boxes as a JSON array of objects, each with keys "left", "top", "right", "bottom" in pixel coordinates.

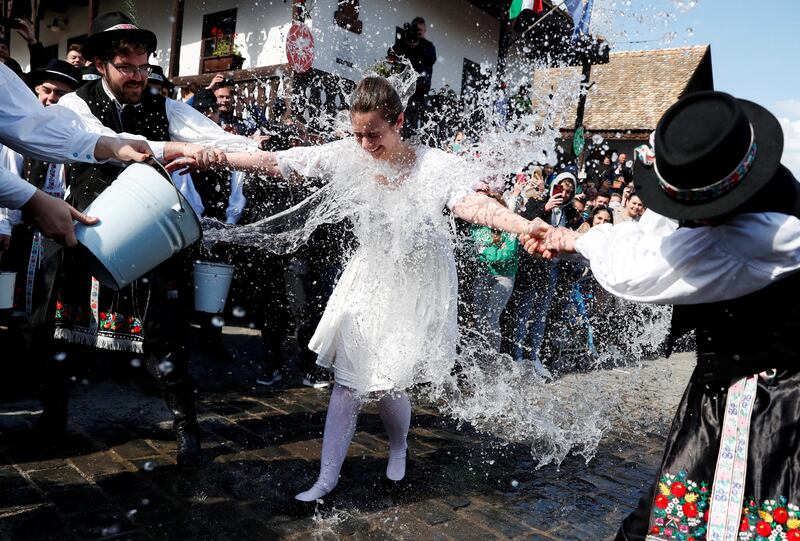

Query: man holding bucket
[{"left": 39, "top": 12, "right": 261, "bottom": 467}]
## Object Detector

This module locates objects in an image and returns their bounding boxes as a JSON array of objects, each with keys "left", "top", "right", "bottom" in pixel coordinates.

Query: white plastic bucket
[
  {"left": 193, "top": 261, "right": 235, "bottom": 313},
  {"left": 0, "top": 271, "right": 16, "bottom": 309},
  {"left": 74, "top": 162, "right": 202, "bottom": 291}
]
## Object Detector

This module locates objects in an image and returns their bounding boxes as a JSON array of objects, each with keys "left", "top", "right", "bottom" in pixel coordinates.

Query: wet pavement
[{"left": 0, "top": 325, "right": 694, "bottom": 540}]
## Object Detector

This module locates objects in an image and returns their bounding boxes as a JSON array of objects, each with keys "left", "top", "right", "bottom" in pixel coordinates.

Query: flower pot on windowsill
[{"left": 202, "top": 54, "right": 244, "bottom": 74}]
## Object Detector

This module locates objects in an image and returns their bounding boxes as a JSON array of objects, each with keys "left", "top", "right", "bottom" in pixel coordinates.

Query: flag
[
  {"left": 564, "top": 0, "right": 594, "bottom": 40},
  {"left": 509, "top": 0, "right": 534, "bottom": 19}
]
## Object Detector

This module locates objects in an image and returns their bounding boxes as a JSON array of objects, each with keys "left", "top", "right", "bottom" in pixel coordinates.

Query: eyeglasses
[{"left": 107, "top": 62, "right": 153, "bottom": 77}]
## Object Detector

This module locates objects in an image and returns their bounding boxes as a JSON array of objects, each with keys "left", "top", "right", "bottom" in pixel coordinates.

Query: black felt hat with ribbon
[
  {"left": 30, "top": 59, "right": 82, "bottom": 90},
  {"left": 82, "top": 12, "right": 157, "bottom": 61},
  {"left": 148, "top": 65, "right": 174, "bottom": 90},
  {"left": 633, "top": 90, "right": 784, "bottom": 221}
]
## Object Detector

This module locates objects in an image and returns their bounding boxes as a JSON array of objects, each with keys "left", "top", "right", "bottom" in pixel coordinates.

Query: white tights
[{"left": 295, "top": 383, "right": 411, "bottom": 502}]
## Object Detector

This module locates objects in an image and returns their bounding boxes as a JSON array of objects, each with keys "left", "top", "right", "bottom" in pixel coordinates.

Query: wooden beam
[
  {"left": 88, "top": 0, "right": 98, "bottom": 31},
  {"left": 170, "top": 63, "right": 289, "bottom": 87},
  {"left": 168, "top": 0, "right": 184, "bottom": 78}
]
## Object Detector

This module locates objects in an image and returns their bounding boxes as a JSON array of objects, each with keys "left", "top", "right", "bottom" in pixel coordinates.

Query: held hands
[
  {"left": 165, "top": 144, "right": 228, "bottom": 175},
  {"left": 519, "top": 218, "right": 581, "bottom": 260}
]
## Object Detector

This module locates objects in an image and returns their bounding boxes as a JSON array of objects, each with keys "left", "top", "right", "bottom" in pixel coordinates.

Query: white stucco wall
[
  {"left": 177, "top": 0, "right": 292, "bottom": 77},
  {"left": 307, "top": 0, "right": 501, "bottom": 92},
  {"left": 9, "top": 0, "right": 501, "bottom": 93}
]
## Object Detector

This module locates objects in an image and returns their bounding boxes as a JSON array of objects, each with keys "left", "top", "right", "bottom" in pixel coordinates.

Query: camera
[{"left": 399, "top": 22, "right": 420, "bottom": 45}]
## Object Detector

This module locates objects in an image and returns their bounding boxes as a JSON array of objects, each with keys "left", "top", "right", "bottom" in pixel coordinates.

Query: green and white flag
[
  {"left": 508, "top": 0, "right": 544, "bottom": 19},
  {"left": 509, "top": 0, "right": 535, "bottom": 19}
]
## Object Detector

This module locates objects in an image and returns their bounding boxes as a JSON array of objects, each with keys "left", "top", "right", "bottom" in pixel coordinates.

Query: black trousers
[{"left": 40, "top": 252, "right": 196, "bottom": 428}]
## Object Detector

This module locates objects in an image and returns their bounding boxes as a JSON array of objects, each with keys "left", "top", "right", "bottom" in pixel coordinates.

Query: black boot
[
  {"left": 163, "top": 382, "right": 202, "bottom": 468},
  {"left": 33, "top": 372, "right": 69, "bottom": 436},
  {"left": 32, "top": 402, "right": 68, "bottom": 436}
]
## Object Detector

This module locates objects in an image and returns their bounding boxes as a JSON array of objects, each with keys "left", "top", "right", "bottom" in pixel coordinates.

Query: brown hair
[
  {"left": 68, "top": 43, "right": 83, "bottom": 54},
  {"left": 98, "top": 38, "right": 149, "bottom": 62},
  {"left": 350, "top": 76, "right": 403, "bottom": 124}
]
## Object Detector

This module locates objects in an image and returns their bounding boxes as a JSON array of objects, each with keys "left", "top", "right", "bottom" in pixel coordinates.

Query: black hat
[
  {"left": 82, "top": 12, "right": 157, "bottom": 61},
  {"left": 81, "top": 64, "right": 102, "bottom": 84},
  {"left": 634, "top": 91, "right": 784, "bottom": 221},
  {"left": 192, "top": 89, "right": 218, "bottom": 113},
  {"left": 30, "top": 59, "right": 82, "bottom": 90},
  {"left": 148, "top": 65, "right": 174, "bottom": 90}
]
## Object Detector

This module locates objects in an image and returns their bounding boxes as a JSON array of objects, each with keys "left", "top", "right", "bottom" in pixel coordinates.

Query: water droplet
[
  {"left": 101, "top": 525, "right": 121, "bottom": 536},
  {"left": 54, "top": 351, "right": 67, "bottom": 362},
  {"left": 232, "top": 306, "right": 246, "bottom": 318},
  {"left": 211, "top": 315, "right": 225, "bottom": 328},
  {"left": 511, "top": 480, "right": 519, "bottom": 488},
  {"left": 126, "top": 509, "right": 138, "bottom": 518},
  {"left": 626, "top": 160, "right": 634, "bottom": 169},
  {"left": 130, "top": 357, "right": 142, "bottom": 368},
  {"left": 157, "top": 360, "right": 174, "bottom": 375},
  {"left": 142, "top": 461, "right": 156, "bottom": 471},
  {"left": 591, "top": 134, "right": 604, "bottom": 145},
  {"left": 140, "top": 498, "right": 151, "bottom": 506},
  {"left": 686, "top": 27, "right": 694, "bottom": 37}
]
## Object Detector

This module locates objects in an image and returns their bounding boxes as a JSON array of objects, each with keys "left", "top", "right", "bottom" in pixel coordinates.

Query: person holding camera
[{"left": 389, "top": 17, "right": 436, "bottom": 136}]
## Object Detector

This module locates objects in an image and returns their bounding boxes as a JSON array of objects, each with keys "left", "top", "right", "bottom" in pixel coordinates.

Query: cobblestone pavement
[{"left": 0, "top": 325, "right": 694, "bottom": 540}]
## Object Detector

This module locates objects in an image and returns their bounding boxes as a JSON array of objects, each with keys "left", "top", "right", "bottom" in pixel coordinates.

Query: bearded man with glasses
[{"left": 45, "top": 12, "right": 260, "bottom": 467}]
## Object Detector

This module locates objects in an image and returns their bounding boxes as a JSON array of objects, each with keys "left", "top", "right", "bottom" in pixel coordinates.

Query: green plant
[{"left": 210, "top": 28, "right": 241, "bottom": 57}]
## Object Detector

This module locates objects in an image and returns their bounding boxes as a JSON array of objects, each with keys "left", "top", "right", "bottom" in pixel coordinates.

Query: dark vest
[
  {"left": 668, "top": 179, "right": 800, "bottom": 382},
  {"left": 191, "top": 170, "right": 232, "bottom": 222},
  {"left": 23, "top": 158, "right": 52, "bottom": 191},
  {"left": 68, "top": 80, "right": 170, "bottom": 211}
]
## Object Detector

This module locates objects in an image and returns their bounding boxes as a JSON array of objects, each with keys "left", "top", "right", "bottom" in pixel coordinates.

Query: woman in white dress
[{"left": 220, "top": 77, "right": 543, "bottom": 501}]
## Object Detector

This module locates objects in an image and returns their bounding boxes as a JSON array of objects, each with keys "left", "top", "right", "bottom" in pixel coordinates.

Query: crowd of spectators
[{"left": 447, "top": 131, "right": 647, "bottom": 377}]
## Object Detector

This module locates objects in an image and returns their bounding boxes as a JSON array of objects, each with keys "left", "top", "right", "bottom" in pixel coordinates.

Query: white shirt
[
  {"left": 575, "top": 209, "right": 800, "bottom": 305},
  {"left": 58, "top": 81, "right": 258, "bottom": 161},
  {"left": 0, "top": 63, "right": 104, "bottom": 208}
]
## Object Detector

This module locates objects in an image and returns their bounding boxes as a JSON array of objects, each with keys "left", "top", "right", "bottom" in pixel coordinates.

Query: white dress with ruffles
[{"left": 276, "top": 139, "right": 473, "bottom": 393}]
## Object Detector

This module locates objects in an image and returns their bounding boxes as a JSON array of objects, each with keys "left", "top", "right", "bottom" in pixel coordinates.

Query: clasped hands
[
  {"left": 164, "top": 143, "right": 229, "bottom": 174},
  {"left": 521, "top": 218, "right": 581, "bottom": 259}
]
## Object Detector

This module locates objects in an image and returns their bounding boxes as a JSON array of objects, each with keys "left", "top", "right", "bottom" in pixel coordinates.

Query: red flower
[
  {"left": 100, "top": 311, "right": 107, "bottom": 320},
  {"left": 650, "top": 526, "right": 660, "bottom": 535},
  {"left": 670, "top": 482, "right": 687, "bottom": 498},
  {"left": 774, "top": 508, "right": 789, "bottom": 524},
  {"left": 787, "top": 530, "right": 800, "bottom": 541},
  {"left": 682, "top": 502, "right": 698, "bottom": 518},
  {"left": 740, "top": 517, "right": 749, "bottom": 532},
  {"left": 655, "top": 495, "right": 669, "bottom": 509},
  {"left": 756, "top": 521, "right": 772, "bottom": 537},
  {"left": 703, "top": 510, "right": 709, "bottom": 521},
  {"left": 56, "top": 301, "right": 63, "bottom": 309}
]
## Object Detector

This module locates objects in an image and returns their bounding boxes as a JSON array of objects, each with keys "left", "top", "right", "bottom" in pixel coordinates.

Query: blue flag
[{"left": 564, "top": 0, "right": 594, "bottom": 40}]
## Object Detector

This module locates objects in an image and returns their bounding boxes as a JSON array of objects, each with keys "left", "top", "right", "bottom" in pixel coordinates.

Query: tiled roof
[{"left": 531, "top": 45, "right": 711, "bottom": 132}]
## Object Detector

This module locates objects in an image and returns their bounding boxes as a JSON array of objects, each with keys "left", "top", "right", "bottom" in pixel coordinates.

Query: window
[{"left": 201, "top": 8, "right": 237, "bottom": 58}]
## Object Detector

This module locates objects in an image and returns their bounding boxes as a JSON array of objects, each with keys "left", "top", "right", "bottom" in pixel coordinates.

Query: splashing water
[{"left": 194, "top": 0, "right": 693, "bottom": 467}]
